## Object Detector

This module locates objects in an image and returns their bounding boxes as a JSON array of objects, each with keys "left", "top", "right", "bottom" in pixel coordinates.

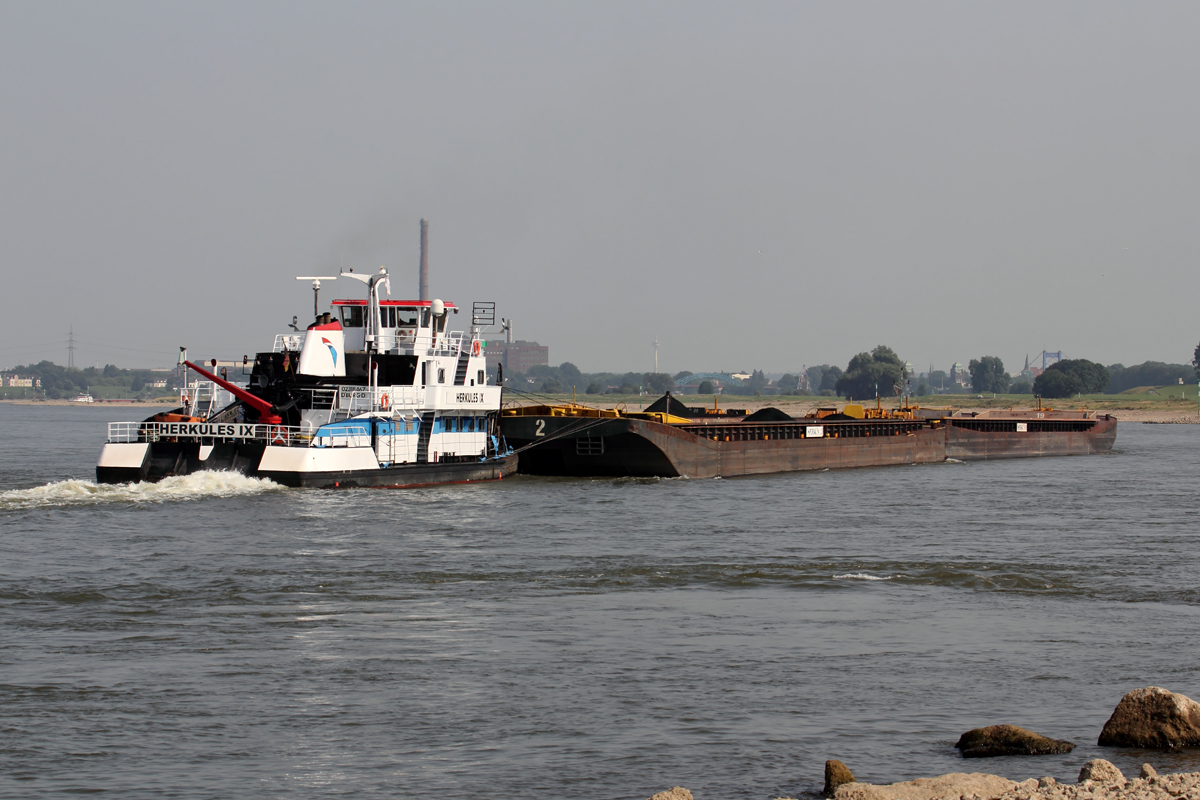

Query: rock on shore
[
  {"left": 646, "top": 788, "right": 692, "bottom": 800},
  {"left": 955, "top": 725, "right": 1076, "bottom": 758},
  {"left": 1098, "top": 687, "right": 1200, "bottom": 749},
  {"left": 826, "top": 760, "right": 857, "bottom": 795}
]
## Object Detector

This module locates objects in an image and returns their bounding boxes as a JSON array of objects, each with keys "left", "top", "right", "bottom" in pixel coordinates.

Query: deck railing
[
  {"left": 105, "top": 421, "right": 370, "bottom": 448},
  {"left": 273, "top": 330, "right": 473, "bottom": 357},
  {"left": 273, "top": 334, "right": 303, "bottom": 352}
]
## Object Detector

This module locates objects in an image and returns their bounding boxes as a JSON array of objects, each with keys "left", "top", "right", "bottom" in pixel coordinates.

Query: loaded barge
[{"left": 499, "top": 395, "right": 1116, "bottom": 478}]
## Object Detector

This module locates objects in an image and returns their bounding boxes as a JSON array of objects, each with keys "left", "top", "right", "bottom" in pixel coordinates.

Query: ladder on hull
[
  {"left": 416, "top": 411, "right": 436, "bottom": 463},
  {"left": 453, "top": 350, "right": 470, "bottom": 385}
]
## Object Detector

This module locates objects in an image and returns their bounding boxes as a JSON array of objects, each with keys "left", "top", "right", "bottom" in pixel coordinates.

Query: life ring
[
  {"left": 380, "top": 393, "right": 390, "bottom": 411},
  {"left": 270, "top": 426, "right": 287, "bottom": 444},
  {"left": 472, "top": 340, "right": 481, "bottom": 356}
]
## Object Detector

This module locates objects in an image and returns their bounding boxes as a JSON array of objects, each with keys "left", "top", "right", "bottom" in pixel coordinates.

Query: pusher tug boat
[{"left": 97, "top": 268, "right": 515, "bottom": 488}]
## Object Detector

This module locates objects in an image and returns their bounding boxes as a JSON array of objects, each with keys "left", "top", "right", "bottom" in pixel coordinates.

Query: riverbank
[
  {"left": 646, "top": 765, "right": 1200, "bottom": 800},
  {"left": 823, "top": 762, "right": 1198, "bottom": 800},
  {"left": 0, "top": 398, "right": 175, "bottom": 406}
]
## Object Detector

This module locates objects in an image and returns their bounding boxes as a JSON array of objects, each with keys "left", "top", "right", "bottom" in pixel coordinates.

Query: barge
[
  {"left": 499, "top": 395, "right": 1116, "bottom": 478},
  {"left": 97, "top": 268, "right": 515, "bottom": 488}
]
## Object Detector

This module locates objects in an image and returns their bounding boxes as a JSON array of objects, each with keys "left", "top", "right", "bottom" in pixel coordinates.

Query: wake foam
[
  {"left": 833, "top": 572, "right": 891, "bottom": 581},
  {"left": 0, "top": 471, "right": 282, "bottom": 510}
]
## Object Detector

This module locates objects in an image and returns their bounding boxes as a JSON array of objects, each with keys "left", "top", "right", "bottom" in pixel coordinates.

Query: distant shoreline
[
  {"left": 0, "top": 399, "right": 176, "bottom": 407},
  {"left": 5, "top": 397, "right": 1196, "bottom": 424}
]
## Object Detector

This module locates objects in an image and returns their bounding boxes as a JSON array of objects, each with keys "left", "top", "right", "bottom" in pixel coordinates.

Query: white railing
[
  {"left": 310, "top": 424, "right": 371, "bottom": 449},
  {"left": 336, "top": 385, "right": 423, "bottom": 414},
  {"left": 107, "top": 421, "right": 308, "bottom": 446},
  {"left": 273, "top": 334, "right": 303, "bottom": 352},
  {"left": 275, "top": 329, "right": 474, "bottom": 358},
  {"left": 179, "top": 381, "right": 236, "bottom": 418},
  {"left": 435, "top": 331, "right": 465, "bottom": 355}
]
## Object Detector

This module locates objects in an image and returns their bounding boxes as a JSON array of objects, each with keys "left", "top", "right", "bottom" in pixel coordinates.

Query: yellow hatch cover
[
  {"left": 500, "top": 405, "right": 690, "bottom": 424},
  {"left": 501, "top": 404, "right": 623, "bottom": 419},
  {"left": 624, "top": 412, "right": 693, "bottom": 424}
]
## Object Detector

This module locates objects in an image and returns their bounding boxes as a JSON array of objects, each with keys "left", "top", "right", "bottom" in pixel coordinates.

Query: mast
[{"left": 419, "top": 218, "right": 429, "bottom": 302}]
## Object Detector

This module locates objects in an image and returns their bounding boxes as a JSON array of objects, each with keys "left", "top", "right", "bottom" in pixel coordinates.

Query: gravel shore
[
  {"left": 1106, "top": 410, "right": 1200, "bottom": 424},
  {"left": 648, "top": 764, "right": 1200, "bottom": 800},
  {"left": 824, "top": 764, "right": 1200, "bottom": 800}
]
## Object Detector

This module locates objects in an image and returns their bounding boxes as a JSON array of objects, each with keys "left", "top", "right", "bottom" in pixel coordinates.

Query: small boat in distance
[
  {"left": 69, "top": 392, "right": 95, "bottom": 403},
  {"left": 97, "top": 266, "right": 516, "bottom": 488}
]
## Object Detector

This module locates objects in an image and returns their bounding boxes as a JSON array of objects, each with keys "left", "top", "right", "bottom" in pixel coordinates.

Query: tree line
[
  {"left": 1, "top": 361, "right": 174, "bottom": 400},
  {"left": 502, "top": 347, "right": 1200, "bottom": 401}
]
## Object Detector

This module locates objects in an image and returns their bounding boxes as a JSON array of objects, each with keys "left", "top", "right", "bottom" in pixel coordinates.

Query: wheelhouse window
[{"left": 339, "top": 306, "right": 365, "bottom": 327}]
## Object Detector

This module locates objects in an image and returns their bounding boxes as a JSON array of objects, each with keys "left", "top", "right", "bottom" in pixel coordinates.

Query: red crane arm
[{"left": 184, "top": 361, "right": 283, "bottom": 424}]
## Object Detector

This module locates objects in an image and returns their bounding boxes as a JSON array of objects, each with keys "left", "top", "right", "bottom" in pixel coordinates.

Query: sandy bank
[
  {"left": 1105, "top": 410, "right": 1199, "bottom": 423},
  {"left": 645, "top": 766, "right": 1200, "bottom": 800},
  {"left": 820, "top": 764, "right": 1199, "bottom": 800}
]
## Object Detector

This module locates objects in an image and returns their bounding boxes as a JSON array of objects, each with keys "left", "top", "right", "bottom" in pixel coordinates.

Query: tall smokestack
[{"left": 419, "top": 218, "right": 429, "bottom": 301}]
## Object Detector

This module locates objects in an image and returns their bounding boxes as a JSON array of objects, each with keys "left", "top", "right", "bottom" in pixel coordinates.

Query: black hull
[
  {"left": 96, "top": 439, "right": 517, "bottom": 488},
  {"left": 258, "top": 456, "right": 517, "bottom": 488}
]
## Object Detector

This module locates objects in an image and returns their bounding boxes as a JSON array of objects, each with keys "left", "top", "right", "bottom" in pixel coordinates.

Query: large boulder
[
  {"left": 1098, "top": 687, "right": 1200, "bottom": 749},
  {"left": 832, "top": 772, "right": 1022, "bottom": 800},
  {"left": 954, "top": 724, "right": 1076, "bottom": 758},
  {"left": 647, "top": 788, "right": 692, "bottom": 800},
  {"left": 1078, "top": 759, "right": 1125, "bottom": 784},
  {"left": 825, "top": 760, "right": 857, "bottom": 795}
]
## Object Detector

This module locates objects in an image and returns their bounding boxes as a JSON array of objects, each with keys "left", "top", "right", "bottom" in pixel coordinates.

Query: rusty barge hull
[{"left": 502, "top": 414, "right": 1117, "bottom": 479}]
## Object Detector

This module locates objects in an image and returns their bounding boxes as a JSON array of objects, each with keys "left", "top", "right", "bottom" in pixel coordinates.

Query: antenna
[
  {"left": 653, "top": 337, "right": 659, "bottom": 374},
  {"left": 67, "top": 326, "right": 76, "bottom": 369},
  {"left": 296, "top": 276, "right": 339, "bottom": 318},
  {"left": 419, "top": 218, "right": 429, "bottom": 301}
]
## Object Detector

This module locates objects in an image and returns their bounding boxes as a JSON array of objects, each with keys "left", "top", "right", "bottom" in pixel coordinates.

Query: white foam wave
[
  {"left": 945, "top": 458, "right": 964, "bottom": 464},
  {"left": 833, "top": 572, "right": 891, "bottom": 581},
  {"left": 0, "top": 471, "right": 282, "bottom": 510}
]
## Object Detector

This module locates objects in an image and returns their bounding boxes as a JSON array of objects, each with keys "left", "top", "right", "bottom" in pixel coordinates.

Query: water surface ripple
[{"left": 2, "top": 405, "right": 1199, "bottom": 799}]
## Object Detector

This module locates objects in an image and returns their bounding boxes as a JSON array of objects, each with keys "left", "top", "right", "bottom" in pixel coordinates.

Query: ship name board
[
  {"left": 805, "top": 426, "right": 824, "bottom": 438},
  {"left": 455, "top": 391, "right": 485, "bottom": 403},
  {"left": 153, "top": 422, "right": 262, "bottom": 438}
]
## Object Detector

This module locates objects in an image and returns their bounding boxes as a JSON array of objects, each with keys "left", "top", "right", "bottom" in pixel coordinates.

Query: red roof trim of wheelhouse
[{"left": 331, "top": 300, "right": 457, "bottom": 308}]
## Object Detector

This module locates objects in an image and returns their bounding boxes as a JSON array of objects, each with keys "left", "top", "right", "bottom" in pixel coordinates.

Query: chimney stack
[{"left": 418, "top": 218, "right": 429, "bottom": 301}]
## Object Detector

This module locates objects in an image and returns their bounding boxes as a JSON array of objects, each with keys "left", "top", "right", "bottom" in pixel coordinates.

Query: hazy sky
[{"left": 2, "top": 1, "right": 1198, "bottom": 376}]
